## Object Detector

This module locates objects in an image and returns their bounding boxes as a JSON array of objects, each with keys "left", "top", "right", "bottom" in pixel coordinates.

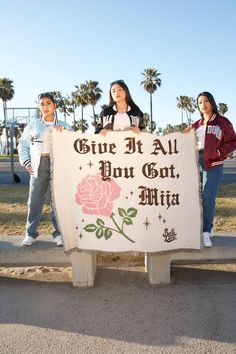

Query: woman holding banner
[
  {"left": 18, "top": 92, "right": 71, "bottom": 246},
  {"left": 185, "top": 91, "right": 236, "bottom": 247},
  {"left": 95, "top": 80, "right": 145, "bottom": 135}
]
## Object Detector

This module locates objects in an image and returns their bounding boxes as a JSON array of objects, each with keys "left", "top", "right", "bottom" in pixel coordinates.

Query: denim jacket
[{"left": 18, "top": 117, "right": 70, "bottom": 177}]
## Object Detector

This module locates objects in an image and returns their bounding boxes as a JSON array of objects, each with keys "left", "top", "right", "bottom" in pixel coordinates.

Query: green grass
[
  {"left": 0, "top": 154, "right": 18, "bottom": 161},
  {"left": 214, "top": 184, "right": 236, "bottom": 232},
  {"left": 0, "top": 185, "right": 51, "bottom": 235},
  {"left": 0, "top": 183, "right": 235, "bottom": 236}
]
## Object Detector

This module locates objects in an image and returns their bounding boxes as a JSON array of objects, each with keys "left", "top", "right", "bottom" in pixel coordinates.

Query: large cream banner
[{"left": 52, "top": 130, "right": 201, "bottom": 253}]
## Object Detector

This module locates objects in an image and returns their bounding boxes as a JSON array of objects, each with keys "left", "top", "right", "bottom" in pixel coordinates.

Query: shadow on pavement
[{"left": 0, "top": 266, "right": 235, "bottom": 347}]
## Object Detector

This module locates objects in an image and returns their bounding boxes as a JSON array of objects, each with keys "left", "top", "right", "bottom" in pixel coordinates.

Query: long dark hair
[
  {"left": 108, "top": 80, "right": 140, "bottom": 110},
  {"left": 197, "top": 91, "right": 219, "bottom": 117}
]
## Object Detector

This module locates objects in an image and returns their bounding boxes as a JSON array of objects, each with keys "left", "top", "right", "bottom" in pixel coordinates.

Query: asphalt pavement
[{"left": 0, "top": 262, "right": 236, "bottom": 354}]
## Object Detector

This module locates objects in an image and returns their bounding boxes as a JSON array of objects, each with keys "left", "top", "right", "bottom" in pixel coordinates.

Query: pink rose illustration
[{"left": 75, "top": 174, "right": 121, "bottom": 216}]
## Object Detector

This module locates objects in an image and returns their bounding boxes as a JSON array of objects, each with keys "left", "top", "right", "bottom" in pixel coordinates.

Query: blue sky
[{"left": 1, "top": 0, "right": 236, "bottom": 131}]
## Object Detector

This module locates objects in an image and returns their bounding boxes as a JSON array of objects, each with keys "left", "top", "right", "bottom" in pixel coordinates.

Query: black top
[{"left": 95, "top": 105, "right": 145, "bottom": 134}]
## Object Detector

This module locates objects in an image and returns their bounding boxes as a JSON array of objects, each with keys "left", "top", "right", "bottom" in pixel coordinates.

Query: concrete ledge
[
  {"left": 146, "top": 234, "right": 236, "bottom": 285},
  {"left": 0, "top": 235, "right": 69, "bottom": 266},
  {"left": 0, "top": 235, "right": 96, "bottom": 287},
  {"left": 1, "top": 234, "right": 236, "bottom": 287}
]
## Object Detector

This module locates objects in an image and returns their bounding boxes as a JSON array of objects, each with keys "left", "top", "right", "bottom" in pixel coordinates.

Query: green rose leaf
[
  {"left": 95, "top": 228, "right": 104, "bottom": 239},
  {"left": 123, "top": 217, "right": 133, "bottom": 225},
  {"left": 104, "top": 228, "right": 112, "bottom": 240},
  {"left": 127, "top": 208, "right": 138, "bottom": 218},
  {"left": 84, "top": 224, "right": 97, "bottom": 232},
  {"left": 118, "top": 208, "right": 126, "bottom": 217},
  {"left": 96, "top": 218, "right": 105, "bottom": 227}
]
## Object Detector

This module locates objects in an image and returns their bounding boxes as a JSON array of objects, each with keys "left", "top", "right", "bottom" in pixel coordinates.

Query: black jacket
[{"left": 95, "top": 105, "right": 145, "bottom": 133}]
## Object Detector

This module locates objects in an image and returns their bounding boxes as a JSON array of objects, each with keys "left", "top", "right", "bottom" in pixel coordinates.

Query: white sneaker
[
  {"left": 55, "top": 235, "right": 63, "bottom": 246},
  {"left": 203, "top": 232, "right": 212, "bottom": 247},
  {"left": 21, "top": 236, "right": 36, "bottom": 246}
]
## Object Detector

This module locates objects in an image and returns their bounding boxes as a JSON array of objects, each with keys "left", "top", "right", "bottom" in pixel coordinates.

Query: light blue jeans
[
  {"left": 26, "top": 156, "right": 60, "bottom": 239},
  {"left": 199, "top": 153, "right": 223, "bottom": 233}
]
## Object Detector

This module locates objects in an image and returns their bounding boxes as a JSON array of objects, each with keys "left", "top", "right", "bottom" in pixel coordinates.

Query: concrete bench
[
  {"left": 0, "top": 234, "right": 235, "bottom": 286},
  {"left": 0, "top": 235, "right": 96, "bottom": 287},
  {"left": 145, "top": 233, "right": 236, "bottom": 284}
]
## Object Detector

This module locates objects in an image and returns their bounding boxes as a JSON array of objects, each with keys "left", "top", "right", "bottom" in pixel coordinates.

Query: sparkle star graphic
[
  {"left": 143, "top": 217, "right": 151, "bottom": 230},
  {"left": 87, "top": 160, "right": 94, "bottom": 168},
  {"left": 126, "top": 190, "right": 134, "bottom": 199}
]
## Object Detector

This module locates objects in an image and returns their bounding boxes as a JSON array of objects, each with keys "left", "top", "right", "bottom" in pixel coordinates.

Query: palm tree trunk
[
  {"left": 3, "top": 101, "right": 6, "bottom": 126},
  {"left": 3, "top": 101, "right": 10, "bottom": 155},
  {"left": 93, "top": 105, "right": 96, "bottom": 127},
  {"left": 6, "top": 128, "right": 10, "bottom": 156},
  {"left": 150, "top": 92, "right": 153, "bottom": 133},
  {"left": 81, "top": 106, "right": 84, "bottom": 133},
  {"left": 186, "top": 111, "right": 190, "bottom": 125},
  {"left": 73, "top": 104, "right": 76, "bottom": 131}
]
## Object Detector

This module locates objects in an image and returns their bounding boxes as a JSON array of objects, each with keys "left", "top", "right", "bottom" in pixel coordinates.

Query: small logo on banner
[{"left": 163, "top": 228, "right": 177, "bottom": 243}]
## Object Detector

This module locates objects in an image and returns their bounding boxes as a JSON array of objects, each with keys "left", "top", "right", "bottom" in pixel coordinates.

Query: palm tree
[
  {"left": 13, "top": 126, "right": 22, "bottom": 150},
  {"left": 176, "top": 96, "right": 186, "bottom": 128},
  {"left": 162, "top": 122, "right": 188, "bottom": 135},
  {"left": 0, "top": 78, "right": 15, "bottom": 125},
  {"left": 218, "top": 103, "right": 228, "bottom": 116},
  {"left": 185, "top": 96, "right": 196, "bottom": 125},
  {"left": 0, "top": 78, "right": 15, "bottom": 155},
  {"left": 162, "top": 124, "right": 176, "bottom": 135},
  {"left": 100, "top": 104, "right": 108, "bottom": 110},
  {"left": 71, "top": 84, "right": 88, "bottom": 133},
  {"left": 90, "top": 114, "right": 99, "bottom": 130},
  {"left": 71, "top": 119, "right": 89, "bottom": 133},
  {"left": 141, "top": 68, "right": 161, "bottom": 132},
  {"left": 177, "top": 95, "right": 196, "bottom": 129},
  {"left": 142, "top": 112, "right": 156, "bottom": 132},
  {"left": 49, "top": 91, "right": 73, "bottom": 122},
  {"left": 85, "top": 80, "right": 102, "bottom": 126}
]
